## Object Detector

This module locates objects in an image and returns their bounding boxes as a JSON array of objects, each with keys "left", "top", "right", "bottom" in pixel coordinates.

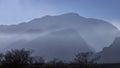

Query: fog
[
  {"left": 2, "top": 30, "right": 91, "bottom": 60},
  {"left": 0, "top": 33, "right": 47, "bottom": 52}
]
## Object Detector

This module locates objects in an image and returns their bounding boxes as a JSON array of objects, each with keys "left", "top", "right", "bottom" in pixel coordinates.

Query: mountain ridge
[{"left": 0, "top": 13, "right": 119, "bottom": 52}]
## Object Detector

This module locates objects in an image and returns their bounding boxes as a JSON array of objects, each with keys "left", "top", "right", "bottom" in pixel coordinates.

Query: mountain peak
[
  {"left": 61, "top": 13, "right": 79, "bottom": 16},
  {"left": 59, "top": 13, "right": 83, "bottom": 18}
]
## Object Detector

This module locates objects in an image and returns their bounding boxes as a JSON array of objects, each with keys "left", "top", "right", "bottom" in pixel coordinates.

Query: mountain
[
  {"left": 0, "top": 13, "right": 118, "bottom": 52},
  {"left": 6, "top": 29, "right": 92, "bottom": 61},
  {"left": 98, "top": 37, "right": 120, "bottom": 63}
]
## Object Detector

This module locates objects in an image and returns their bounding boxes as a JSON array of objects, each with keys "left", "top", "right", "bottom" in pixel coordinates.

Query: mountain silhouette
[{"left": 0, "top": 13, "right": 118, "bottom": 52}]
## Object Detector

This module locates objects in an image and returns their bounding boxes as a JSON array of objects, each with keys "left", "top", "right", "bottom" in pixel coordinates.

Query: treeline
[{"left": 0, "top": 49, "right": 100, "bottom": 68}]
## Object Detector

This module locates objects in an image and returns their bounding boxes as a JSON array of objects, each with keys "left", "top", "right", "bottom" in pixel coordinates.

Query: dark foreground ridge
[{"left": 0, "top": 49, "right": 120, "bottom": 68}]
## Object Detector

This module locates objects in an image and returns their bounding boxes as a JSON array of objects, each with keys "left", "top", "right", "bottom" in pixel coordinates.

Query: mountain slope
[
  {"left": 6, "top": 29, "right": 92, "bottom": 61},
  {"left": 98, "top": 37, "right": 120, "bottom": 63}
]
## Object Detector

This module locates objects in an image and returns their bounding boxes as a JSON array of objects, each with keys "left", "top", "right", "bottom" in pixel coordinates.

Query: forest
[{"left": 0, "top": 49, "right": 119, "bottom": 68}]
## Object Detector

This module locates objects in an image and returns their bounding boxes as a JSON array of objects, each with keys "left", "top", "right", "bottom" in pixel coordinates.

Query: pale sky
[{"left": 0, "top": 0, "right": 119, "bottom": 29}]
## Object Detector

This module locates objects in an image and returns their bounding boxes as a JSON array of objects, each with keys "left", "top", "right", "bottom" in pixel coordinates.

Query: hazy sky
[{"left": 0, "top": 0, "right": 119, "bottom": 28}]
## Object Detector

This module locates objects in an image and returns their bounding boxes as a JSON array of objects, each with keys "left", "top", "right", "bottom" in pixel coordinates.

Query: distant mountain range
[{"left": 0, "top": 13, "right": 119, "bottom": 61}]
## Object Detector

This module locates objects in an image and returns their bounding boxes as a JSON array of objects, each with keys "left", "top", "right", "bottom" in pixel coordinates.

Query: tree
[
  {"left": 74, "top": 52, "right": 100, "bottom": 68},
  {"left": 3, "top": 49, "right": 33, "bottom": 68},
  {"left": 33, "top": 56, "right": 45, "bottom": 64},
  {"left": 0, "top": 53, "right": 4, "bottom": 66}
]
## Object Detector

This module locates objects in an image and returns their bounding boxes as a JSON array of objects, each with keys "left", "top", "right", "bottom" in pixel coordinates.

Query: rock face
[{"left": 98, "top": 37, "right": 120, "bottom": 63}]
